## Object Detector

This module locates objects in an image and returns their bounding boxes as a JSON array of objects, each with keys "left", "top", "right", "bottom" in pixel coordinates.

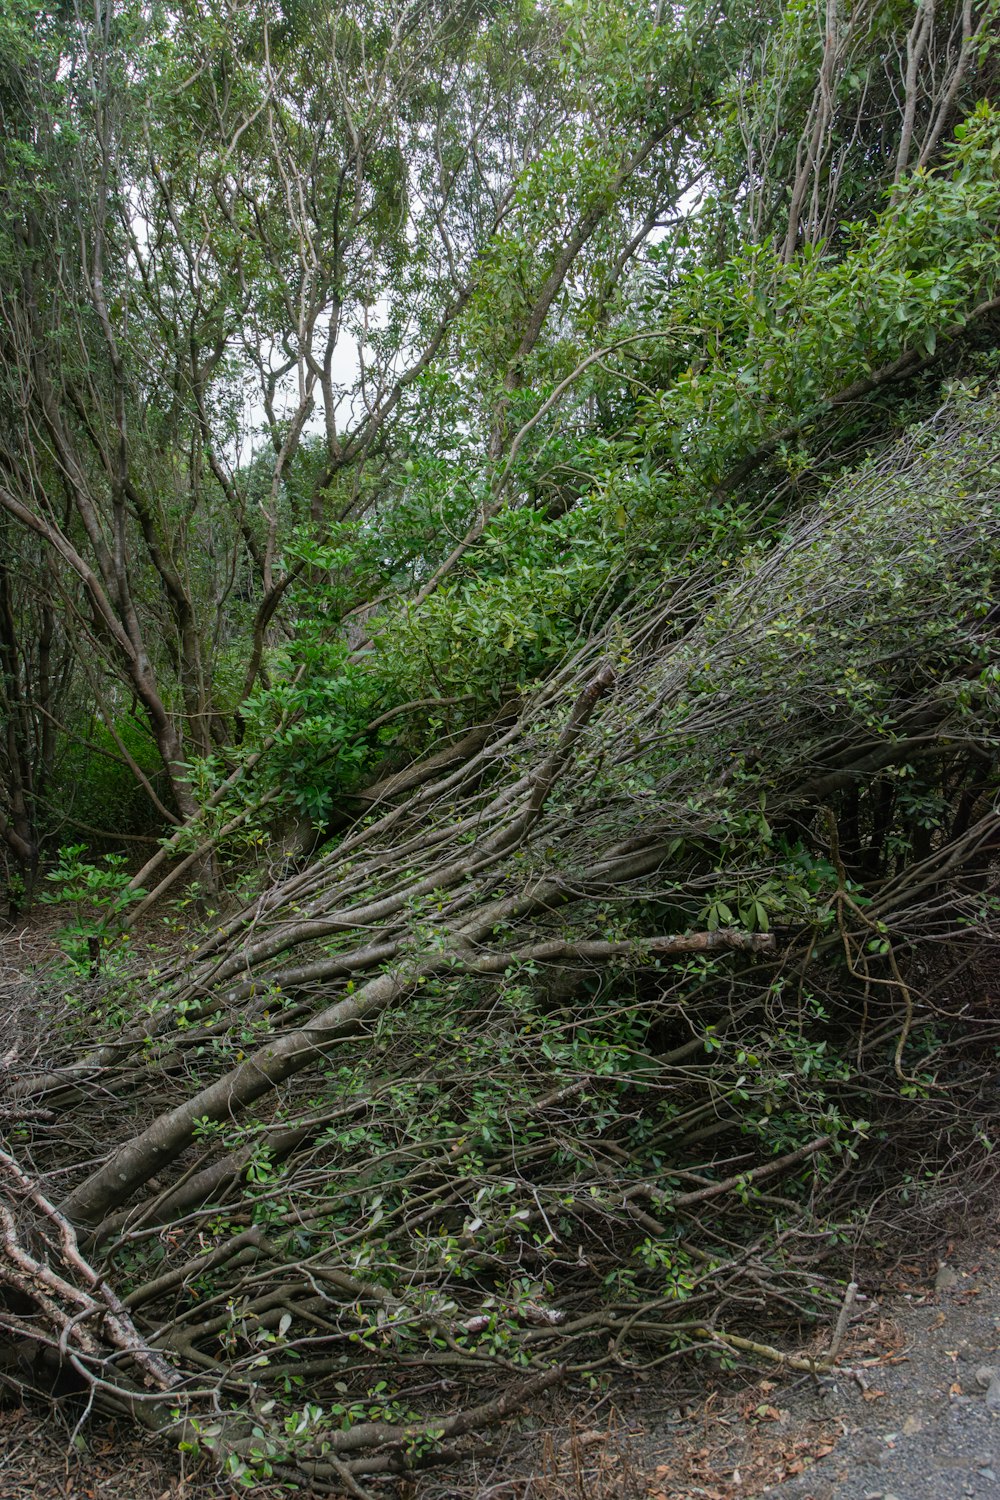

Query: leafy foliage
[{"left": 2, "top": 1, "right": 1000, "bottom": 1490}]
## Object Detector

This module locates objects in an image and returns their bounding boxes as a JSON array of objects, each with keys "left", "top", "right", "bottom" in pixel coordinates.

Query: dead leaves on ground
[
  {"left": 640, "top": 1308, "right": 912, "bottom": 1498},
  {"left": 645, "top": 1400, "right": 840, "bottom": 1500}
]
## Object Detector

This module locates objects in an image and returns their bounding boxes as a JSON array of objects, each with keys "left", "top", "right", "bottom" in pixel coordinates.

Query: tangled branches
[{"left": 3, "top": 392, "right": 1000, "bottom": 1486}]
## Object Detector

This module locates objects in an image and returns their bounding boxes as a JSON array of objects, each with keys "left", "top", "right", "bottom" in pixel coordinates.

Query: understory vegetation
[{"left": 1, "top": 0, "right": 999, "bottom": 1490}]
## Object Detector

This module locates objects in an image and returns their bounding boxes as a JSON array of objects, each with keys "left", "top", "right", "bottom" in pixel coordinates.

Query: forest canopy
[{"left": 1, "top": 0, "right": 999, "bottom": 1489}]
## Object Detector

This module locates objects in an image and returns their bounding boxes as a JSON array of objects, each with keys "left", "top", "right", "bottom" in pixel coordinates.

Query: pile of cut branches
[{"left": 3, "top": 396, "right": 1000, "bottom": 1490}]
